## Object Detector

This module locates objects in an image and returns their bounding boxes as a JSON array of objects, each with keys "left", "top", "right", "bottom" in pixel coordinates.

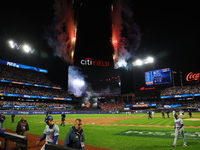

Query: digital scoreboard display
[{"left": 145, "top": 68, "right": 172, "bottom": 86}]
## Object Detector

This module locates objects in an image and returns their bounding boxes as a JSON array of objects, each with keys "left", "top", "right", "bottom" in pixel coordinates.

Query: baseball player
[
  {"left": 36, "top": 116, "right": 59, "bottom": 150},
  {"left": 60, "top": 112, "right": 66, "bottom": 127},
  {"left": 161, "top": 110, "right": 165, "bottom": 118},
  {"left": 172, "top": 110, "right": 175, "bottom": 117},
  {"left": 172, "top": 114, "right": 187, "bottom": 147},
  {"left": 188, "top": 109, "right": 192, "bottom": 118},
  {"left": 166, "top": 109, "right": 170, "bottom": 118},
  {"left": 147, "top": 110, "right": 152, "bottom": 119},
  {"left": 179, "top": 109, "right": 184, "bottom": 118},
  {"left": 151, "top": 111, "right": 155, "bottom": 117}
]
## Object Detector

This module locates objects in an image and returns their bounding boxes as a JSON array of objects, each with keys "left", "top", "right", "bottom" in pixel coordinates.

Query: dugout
[
  {"left": 45, "top": 143, "right": 78, "bottom": 150},
  {"left": 0, "top": 132, "right": 28, "bottom": 150}
]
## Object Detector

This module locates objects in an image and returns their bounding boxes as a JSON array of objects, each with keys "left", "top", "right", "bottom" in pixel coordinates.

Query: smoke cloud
[
  {"left": 68, "top": 66, "right": 87, "bottom": 97},
  {"left": 112, "top": 0, "right": 141, "bottom": 69}
]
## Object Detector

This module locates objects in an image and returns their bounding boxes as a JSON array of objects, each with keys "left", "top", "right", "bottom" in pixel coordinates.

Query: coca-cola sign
[{"left": 186, "top": 72, "right": 200, "bottom": 81}]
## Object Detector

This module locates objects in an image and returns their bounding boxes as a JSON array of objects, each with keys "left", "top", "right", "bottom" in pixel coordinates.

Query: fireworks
[
  {"left": 111, "top": 0, "right": 141, "bottom": 69},
  {"left": 46, "top": 0, "right": 80, "bottom": 65}
]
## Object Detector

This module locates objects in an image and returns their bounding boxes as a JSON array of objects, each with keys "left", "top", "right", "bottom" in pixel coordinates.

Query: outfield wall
[
  {"left": 0, "top": 110, "right": 147, "bottom": 115},
  {"left": 0, "top": 109, "right": 199, "bottom": 115}
]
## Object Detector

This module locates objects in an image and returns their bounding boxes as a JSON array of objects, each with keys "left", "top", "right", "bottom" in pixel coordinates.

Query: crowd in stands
[
  {"left": 161, "top": 85, "right": 200, "bottom": 96},
  {"left": 98, "top": 96, "right": 200, "bottom": 111},
  {"left": 0, "top": 101, "right": 74, "bottom": 111},
  {"left": 0, "top": 65, "right": 60, "bottom": 87},
  {"left": 1, "top": 64, "right": 200, "bottom": 112},
  {"left": 98, "top": 102, "right": 125, "bottom": 111},
  {"left": 133, "top": 99, "right": 200, "bottom": 108},
  {"left": 0, "top": 84, "right": 70, "bottom": 98}
]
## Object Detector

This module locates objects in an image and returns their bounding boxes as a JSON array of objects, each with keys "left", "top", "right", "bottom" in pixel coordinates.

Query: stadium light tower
[
  {"left": 133, "top": 56, "right": 154, "bottom": 66},
  {"left": 23, "top": 45, "right": 31, "bottom": 53},
  {"left": 132, "top": 56, "right": 154, "bottom": 92},
  {"left": 8, "top": 40, "right": 34, "bottom": 53},
  {"left": 9, "top": 40, "right": 21, "bottom": 49},
  {"left": 9, "top": 41, "right": 15, "bottom": 48}
]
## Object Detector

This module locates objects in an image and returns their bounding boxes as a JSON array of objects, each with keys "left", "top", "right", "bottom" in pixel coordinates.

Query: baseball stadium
[
  {"left": 0, "top": 59, "right": 200, "bottom": 150},
  {"left": 1, "top": 1, "right": 200, "bottom": 150}
]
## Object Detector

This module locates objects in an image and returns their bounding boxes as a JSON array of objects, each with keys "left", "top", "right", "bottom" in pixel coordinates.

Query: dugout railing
[
  {"left": 45, "top": 143, "right": 77, "bottom": 150},
  {"left": 0, "top": 132, "right": 27, "bottom": 150}
]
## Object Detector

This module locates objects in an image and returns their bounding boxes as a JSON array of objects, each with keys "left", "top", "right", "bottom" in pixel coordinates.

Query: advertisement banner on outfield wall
[
  {"left": 0, "top": 110, "right": 147, "bottom": 115},
  {"left": 2, "top": 109, "right": 197, "bottom": 115}
]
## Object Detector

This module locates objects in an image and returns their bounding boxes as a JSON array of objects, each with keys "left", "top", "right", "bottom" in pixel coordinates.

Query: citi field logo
[{"left": 80, "top": 58, "right": 110, "bottom": 66}]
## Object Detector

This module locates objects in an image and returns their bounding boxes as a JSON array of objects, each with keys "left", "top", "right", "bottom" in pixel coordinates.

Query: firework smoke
[
  {"left": 68, "top": 66, "right": 87, "bottom": 97},
  {"left": 111, "top": 0, "right": 141, "bottom": 69},
  {"left": 45, "top": 0, "right": 78, "bottom": 65}
]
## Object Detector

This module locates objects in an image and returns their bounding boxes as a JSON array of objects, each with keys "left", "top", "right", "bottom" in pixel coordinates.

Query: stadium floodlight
[
  {"left": 23, "top": 45, "right": 31, "bottom": 53},
  {"left": 133, "top": 59, "right": 143, "bottom": 66},
  {"left": 8, "top": 40, "right": 21, "bottom": 49},
  {"left": 133, "top": 57, "right": 154, "bottom": 66},
  {"left": 8, "top": 40, "right": 34, "bottom": 53},
  {"left": 9, "top": 41, "right": 15, "bottom": 48},
  {"left": 144, "top": 56, "right": 154, "bottom": 64}
]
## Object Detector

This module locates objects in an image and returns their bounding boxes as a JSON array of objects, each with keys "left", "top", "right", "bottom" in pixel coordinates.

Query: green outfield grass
[{"left": 3, "top": 112, "right": 200, "bottom": 150}]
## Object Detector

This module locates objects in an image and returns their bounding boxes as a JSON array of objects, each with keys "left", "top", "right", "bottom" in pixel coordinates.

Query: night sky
[{"left": 0, "top": 1, "right": 199, "bottom": 94}]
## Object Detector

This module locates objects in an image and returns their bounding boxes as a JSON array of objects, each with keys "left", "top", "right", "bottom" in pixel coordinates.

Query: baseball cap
[
  {"left": 174, "top": 114, "right": 178, "bottom": 117},
  {"left": 44, "top": 116, "right": 53, "bottom": 122}
]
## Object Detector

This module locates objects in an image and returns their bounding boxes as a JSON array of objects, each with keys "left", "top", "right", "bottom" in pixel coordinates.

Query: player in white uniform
[
  {"left": 36, "top": 116, "right": 59, "bottom": 150},
  {"left": 172, "top": 110, "right": 175, "bottom": 117},
  {"left": 179, "top": 109, "right": 183, "bottom": 118},
  {"left": 172, "top": 114, "right": 187, "bottom": 147}
]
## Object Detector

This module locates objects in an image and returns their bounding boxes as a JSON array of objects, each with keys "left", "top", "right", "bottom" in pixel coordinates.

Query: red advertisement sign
[
  {"left": 83, "top": 103, "right": 91, "bottom": 108},
  {"left": 186, "top": 72, "right": 200, "bottom": 81}
]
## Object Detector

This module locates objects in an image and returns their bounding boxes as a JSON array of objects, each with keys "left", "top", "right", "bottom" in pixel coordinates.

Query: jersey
[
  {"left": 172, "top": 111, "right": 175, "bottom": 115},
  {"left": 43, "top": 124, "right": 59, "bottom": 143},
  {"left": 174, "top": 118, "right": 184, "bottom": 129}
]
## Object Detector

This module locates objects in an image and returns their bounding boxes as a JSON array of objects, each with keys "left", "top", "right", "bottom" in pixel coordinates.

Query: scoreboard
[{"left": 145, "top": 68, "right": 172, "bottom": 86}]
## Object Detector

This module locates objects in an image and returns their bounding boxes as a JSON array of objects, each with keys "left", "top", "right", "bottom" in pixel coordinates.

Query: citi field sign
[{"left": 80, "top": 57, "right": 110, "bottom": 67}]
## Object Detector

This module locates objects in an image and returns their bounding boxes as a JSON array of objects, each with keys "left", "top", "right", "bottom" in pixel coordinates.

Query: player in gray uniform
[
  {"left": 172, "top": 114, "right": 187, "bottom": 147},
  {"left": 36, "top": 116, "right": 59, "bottom": 150}
]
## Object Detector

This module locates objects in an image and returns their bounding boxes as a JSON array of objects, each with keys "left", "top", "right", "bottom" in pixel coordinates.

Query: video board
[{"left": 145, "top": 68, "right": 172, "bottom": 86}]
